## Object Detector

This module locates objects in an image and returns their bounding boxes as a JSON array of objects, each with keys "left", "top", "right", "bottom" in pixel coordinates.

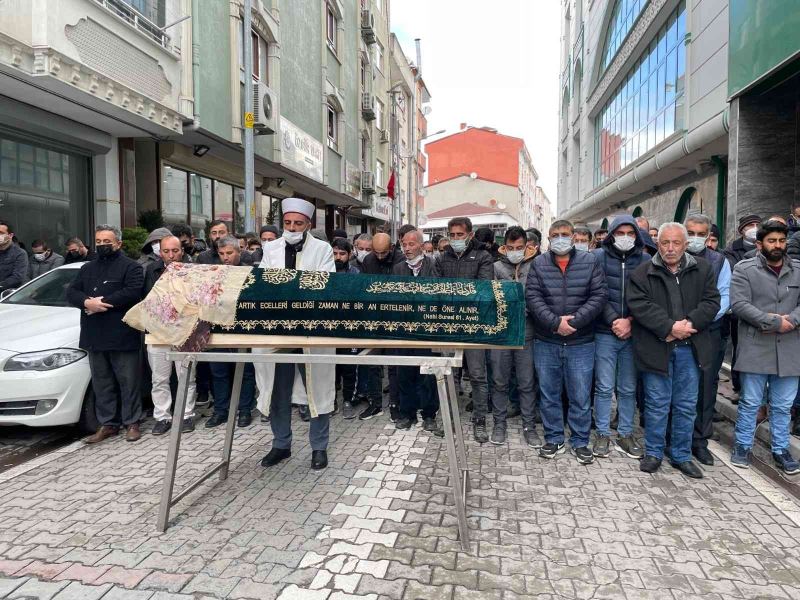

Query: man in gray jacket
[
  {"left": 29, "top": 240, "right": 65, "bottom": 279},
  {"left": 730, "top": 219, "right": 800, "bottom": 474},
  {"left": 0, "top": 220, "right": 28, "bottom": 293},
  {"left": 490, "top": 226, "right": 540, "bottom": 447}
]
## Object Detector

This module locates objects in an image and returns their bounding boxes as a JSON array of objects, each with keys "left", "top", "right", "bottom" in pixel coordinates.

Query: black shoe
[
  {"left": 692, "top": 447, "right": 714, "bottom": 466},
  {"left": 260, "top": 412, "right": 270, "bottom": 423},
  {"left": 204, "top": 413, "right": 227, "bottom": 428},
  {"left": 639, "top": 455, "right": 662, "bottom": 473},
  {"left": 261, "top": 447, "right": 291, "bottom": 467},
  {"left": 670, "top": 460, "right": 704, "bottom": 479},
  {"left": 151, "top": 419, "right": 171, "bottom": 436},
  {"left": 181, "top": 417, "right": 195, "bottom": 433},
  {"left": 539, "top": 442, "right": 565, "bottom": 459},
  {"left": 359, "top": 404, "right": 383, "bottom": 420},
  {"left": 395, "top": 417, "right": 415, "bottom": 430},
  {"left": 298, "top": 405, "right": 311, "bottom": 422},
  {"left": 389, "top": 404, "right": 400, "bottom": 423},
  {"left": 572, "top": 446, "right": 594, "bottom": 465},
  {"left": 311, "top": 450, "right": 328, "bottom": 470},
  {"left": 473, "top": 418, "right": 488, "bottom": 444},
  {"left": 238, "top": 412, "right": 253, "bottom": 428}
]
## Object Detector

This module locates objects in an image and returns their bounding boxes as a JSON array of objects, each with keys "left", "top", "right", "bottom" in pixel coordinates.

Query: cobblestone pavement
[
  {"left": 0, "top": 426, "right": 79, "bottom": 474},
  {"left": 1, "top": 407, "right": 800, "bottom": 600}
]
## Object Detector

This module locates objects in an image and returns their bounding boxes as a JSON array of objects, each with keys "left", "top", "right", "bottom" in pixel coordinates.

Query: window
[
  {"left": 376, "top": 159, "right": 384, "bottom": 188},
  {"left": 360, "top": 60, "right": 369, "bottom": 91},
  {"left": 594, "top": 2, "right": 685, "bottom": 185},
  {"left": 214, "top": 181, "right": 234, "bottom": 224},
  {"left": 238, "top": 22, "right": 269, "bottom": 84},
  {"left": 600, "top": 0, "right": 649, "bottom": 71},
  {"left": 162, "top": 165, "right": 188, "bottom": 227},
  {"left": 326, "top": 2, "right": 337, "bottom": 51},
  {"left": 327, "top": 103, "right": 338, "bottom": 150},
  {"left": 373, "top": 41, "right": 383, "bottom": 72},
  {"left": 375, "top": 99, "right": 384, "bottom": 130},
  {"left": 189, "top": 174, "right": 212, "bottom": 238},
  {"left": 361, "top": 136, "right": 369, "bottom": 170}
]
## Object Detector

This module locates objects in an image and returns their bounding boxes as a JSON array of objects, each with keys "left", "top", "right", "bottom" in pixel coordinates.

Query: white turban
[{"left": 282, "top": 197, "right": 315, "bottom": 220}]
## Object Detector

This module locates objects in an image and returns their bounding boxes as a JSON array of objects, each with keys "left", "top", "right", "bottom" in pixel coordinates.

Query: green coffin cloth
[{"left": 215, "top": 269, "right": 525, "bottom": 346}]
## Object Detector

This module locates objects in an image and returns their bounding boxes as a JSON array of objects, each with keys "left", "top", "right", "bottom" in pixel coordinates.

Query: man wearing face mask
[
  {"left": 352, "top": 233, "right": 373, "bottom": 268},
  {"left": 137, "top": 227, "right": 173, "bottom": 270},
  {"left": 64, "top": 237, "right": 95, "bottom": 264},
  {"left": 729, "top": 220, "right": 800, "bottom": 474},
  {"left": 724, "top": 214, "right": 761, "bottom": 396},
  {"left": 591, "top": 216, "right": 650, "bottom": 460},
  {"left": 684, "top": 214, "right": 731, "bottom": 466},
  {"left": 0, "top": 220, "right": 28, "bottom": 294},
  {"left": 527, "top": 220, "right": 607, "bottom": 464},
  {"left": 256, "top": 198, "right": 336, "bottom": 471},
  {"left": 392, "top": 228, "right": 440, "bottom": 433},
  {"left": 434, "top": 217, "right": 495, "bottom": 443},
  {"left": 28, "top": 240, "right": 64, "bottom": 279},
  {"left": 490, "top": 226, "right": 540, "bottom": 447},
  {"left": 67, "top": 225, "right": 144, "bottom": 443},
  {"left": 573, "top": 226, "right": 592, "bottom": 253}
]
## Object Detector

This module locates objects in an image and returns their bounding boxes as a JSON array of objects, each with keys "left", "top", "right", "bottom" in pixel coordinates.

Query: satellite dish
[
  {"left": 469, "top": 172, "right": 478, "bottom": 180},
  {"left": 498, "top": 203, "right": 507, "bottom": 210},
  {"left": 418, "top": 214, "right": 428, "bottom": 225}
]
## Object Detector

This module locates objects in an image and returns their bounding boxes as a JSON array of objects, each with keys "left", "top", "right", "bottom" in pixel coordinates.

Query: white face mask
[
  {"left": 574, "top": 242, "right": 590, "bottom": 252},
  {"left": 406, "top": 253, "right": 424, "bottom": 266},
  {"left": 506, "top": 249, "right": 525, "bottom": 264},
  {"left": 0, "top": 233, "right": 10, "bottom": 246},
  {"left": 283, "top": 230, "right": 304, "bottom": 245},
  {"left": 33, "top": 252, "right": 46, "bottom": 261},
  {"left": 744, "top": 227, "right": 758, "bottom": 243},
  {"left": 613, "top": 235, "right": 636, "bottom": 252},
  {"left": 151, "top": 241, "right": 161, "bottom": 256},
  {"left": 549, "top": 236, "right": 573, "bottom": 256},
  {"left": 356, "top": 249, "right": 371, "bottom": 263},
  {"left": 687, "top": 235, "right": 708, "bottom": 254}
]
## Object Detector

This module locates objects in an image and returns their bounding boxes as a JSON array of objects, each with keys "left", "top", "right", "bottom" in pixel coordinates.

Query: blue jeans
[
  {"left": 534, "top": 340, "right": 594, "bottom": 447},
  {"left": 736, "top": 373, "right": 798, "bottom": 453},
  {"left": 593, "top": 334, "right": 637, "bottom": 437},
  {"left": 490, "top": 341, "right": 536, "bottom": 427},
  {"left": 210, "top": 360, "right": 256, "bottom": 418},
  {"left": 641, "top": 345, "right": 699, "bottom": 463}
]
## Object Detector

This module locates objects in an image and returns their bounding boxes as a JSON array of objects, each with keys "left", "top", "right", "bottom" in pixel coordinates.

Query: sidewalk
[{"left": 1, "top": 407, "right": 800, "bottom": 600}]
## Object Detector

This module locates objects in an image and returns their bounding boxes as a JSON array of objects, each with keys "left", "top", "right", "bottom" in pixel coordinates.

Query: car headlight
[{"left": 3, "top": 348, "right": 87, "bottom": 372}]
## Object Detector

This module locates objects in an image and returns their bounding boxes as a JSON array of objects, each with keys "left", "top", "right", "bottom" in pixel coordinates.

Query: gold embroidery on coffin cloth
[
  {"left": 224, "top": 279, "right": 510, "bottom": 336},
  {"left": 249, "top": 268, "right": 330, "bottom": 291},
  {"left": 364, "top": 281, "right": 476, "bottom": 296}
]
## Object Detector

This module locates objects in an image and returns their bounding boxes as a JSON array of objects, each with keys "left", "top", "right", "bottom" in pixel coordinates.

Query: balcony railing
[{"left": 93, "top": 0, "right": 173, "bottom": 51}]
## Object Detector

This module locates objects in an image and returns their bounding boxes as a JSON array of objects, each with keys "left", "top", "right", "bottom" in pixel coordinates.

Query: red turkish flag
[{"left": 387, "top": 170, "right": 396, "bottom": 199}]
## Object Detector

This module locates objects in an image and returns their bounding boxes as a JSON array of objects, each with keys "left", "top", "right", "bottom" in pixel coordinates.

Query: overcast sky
[{"left": 391, "top": 0, "right": 560, "bottom": 211}]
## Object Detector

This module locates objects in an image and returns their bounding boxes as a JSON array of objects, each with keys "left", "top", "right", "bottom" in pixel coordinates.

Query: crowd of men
[{"left": 3, "top": 199, "right": 800, "bottom": 476}]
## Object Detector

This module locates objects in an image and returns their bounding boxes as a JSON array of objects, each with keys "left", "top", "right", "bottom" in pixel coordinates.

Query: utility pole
[
  {"left": 409, "top": 38, "right": 421, "bottom": 227},
  {"left": 243, "top": 0, "right": 255, "bottom": 231}
]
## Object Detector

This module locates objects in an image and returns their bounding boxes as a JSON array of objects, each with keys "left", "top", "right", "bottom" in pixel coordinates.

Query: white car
[{"left": 0, "top": 263, "right": 98, "bottom": 433}]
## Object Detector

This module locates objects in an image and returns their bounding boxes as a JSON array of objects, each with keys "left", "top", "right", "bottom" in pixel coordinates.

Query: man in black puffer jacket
[
  {"left": 66, "top": 225, "right": 144, "bottom": 444},
  {"left": 526, "top": 219, "right": 607, "bottom": 465},
  {"left": 591, "top": 215, "right": 650, "bottom": 460}
]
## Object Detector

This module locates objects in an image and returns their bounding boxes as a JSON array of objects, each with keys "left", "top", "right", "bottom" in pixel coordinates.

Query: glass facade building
[
  {"left": 594, "top": 2, "right": 686, "bottom": 186},
  {"left": 601, "top": 0, "right": 649, "bottom": 71}
]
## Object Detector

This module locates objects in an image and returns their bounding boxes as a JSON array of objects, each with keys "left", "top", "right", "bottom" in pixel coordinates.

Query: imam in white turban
[{"left": 281, "top": 197, "right": 315, "bottom": 220}]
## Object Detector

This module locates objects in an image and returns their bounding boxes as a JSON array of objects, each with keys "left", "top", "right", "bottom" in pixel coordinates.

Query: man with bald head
[
  {"left": 145, "top": 235, "right": 198, "bottom": 436},
  {"left": 360, "top": 230, "right": 405, "bottom": 421}
]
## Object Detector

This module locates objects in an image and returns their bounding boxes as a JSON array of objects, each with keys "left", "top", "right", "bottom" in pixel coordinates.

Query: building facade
[
  {"left": 0, "top": 0, "right": 425, "bottom": 250},
  {"left": 423, "top": 125, "right": 540, "bottom": 228},
  {"left": 558, "top": 0, "right": 730, "bottom": 239},
  {"left": 420, "top": 202, "right": 518, "bottom": 242}
]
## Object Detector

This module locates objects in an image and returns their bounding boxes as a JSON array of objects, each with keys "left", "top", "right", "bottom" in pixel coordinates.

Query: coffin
[{"left": 123, "top": 264, "right": 525, "bottom": 348}]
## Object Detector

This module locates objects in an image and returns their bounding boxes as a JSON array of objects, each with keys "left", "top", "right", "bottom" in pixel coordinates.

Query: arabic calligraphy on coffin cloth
[{"left": 218, "top": 268, "right": 525, "bottom": 346}]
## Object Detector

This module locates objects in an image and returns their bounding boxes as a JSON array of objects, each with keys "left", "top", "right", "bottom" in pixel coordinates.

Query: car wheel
[{"left": 78, "top": 386, "right": 100, "bottom": 435}]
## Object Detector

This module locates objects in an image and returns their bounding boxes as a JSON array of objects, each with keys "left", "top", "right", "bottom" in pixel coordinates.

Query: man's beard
[{"left": 762, "top": 248, "right": 785, "bottom": 262}]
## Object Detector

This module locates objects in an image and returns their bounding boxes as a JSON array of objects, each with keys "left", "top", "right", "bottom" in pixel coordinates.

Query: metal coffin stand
[{"left": 155, "top": 336, "right": 474, "bottom": 551}]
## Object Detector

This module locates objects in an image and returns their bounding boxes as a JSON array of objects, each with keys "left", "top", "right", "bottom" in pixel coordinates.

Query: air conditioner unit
[
  {"left": 361, "top": 171, "right": 376, "bottom": 193},
  {"left": 253, "top": 81, "right": 278, "bottom": 134},
  {"left": 361, "top": 92, "right": 376, "bottom": 121},
  {"left": 360, "top": 9, "right": 377, "bottom": 44}
]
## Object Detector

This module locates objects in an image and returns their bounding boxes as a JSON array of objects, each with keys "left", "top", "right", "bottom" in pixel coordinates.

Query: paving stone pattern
[{"left": 1, "top": 408, "right": 800, "bottom": 599}]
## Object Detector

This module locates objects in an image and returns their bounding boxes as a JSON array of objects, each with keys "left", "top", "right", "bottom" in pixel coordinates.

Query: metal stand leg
[
  {"left": 157, "top": 358, "right": 195, "bottom": 532},
  {"left": 435, "top": 371, "right": 470, "bottom": 551},
  {"left": 446, "top": 370, "right": 470, "bottom": 493},
  {"left": 220, "top": 350, "right": 245, "bottom": 481}
]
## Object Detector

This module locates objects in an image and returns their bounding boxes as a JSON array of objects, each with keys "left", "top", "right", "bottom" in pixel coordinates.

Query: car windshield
[{"left": 3, "top": 268, "right": 80, "bottom": 308}]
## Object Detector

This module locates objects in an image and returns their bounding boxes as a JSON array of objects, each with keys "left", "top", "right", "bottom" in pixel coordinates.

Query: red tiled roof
[{"left": 427, "top": 202, "right": 504, "bottom": 218}]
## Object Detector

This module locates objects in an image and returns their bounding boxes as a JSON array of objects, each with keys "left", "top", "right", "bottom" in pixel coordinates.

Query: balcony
[{"left": 0, "top": 0, "right": 186, "bottom": 135}]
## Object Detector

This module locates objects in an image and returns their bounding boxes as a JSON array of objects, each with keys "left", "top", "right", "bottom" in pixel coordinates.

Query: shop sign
[
  {"left": 345, "top": 162, "right": 361, "bottom": 199},
  {"left": 362, "top": 196, "right": 391, "bottom": 220},
  {"left": 280, "top": 118, "right": 324, "bottom": 182}
]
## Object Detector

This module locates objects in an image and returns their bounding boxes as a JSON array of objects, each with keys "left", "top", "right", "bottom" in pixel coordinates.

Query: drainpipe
[
  {"left": 711, "top": 155, "right": 726, "bottom": 247},
  {"left": 184, "top": 0, "right": 201, "bottom": 131}
]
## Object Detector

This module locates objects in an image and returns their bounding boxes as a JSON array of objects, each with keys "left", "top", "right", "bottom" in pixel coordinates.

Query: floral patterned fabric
[{"left": 123, "top": 263, "right": 252, "bottom": 349}]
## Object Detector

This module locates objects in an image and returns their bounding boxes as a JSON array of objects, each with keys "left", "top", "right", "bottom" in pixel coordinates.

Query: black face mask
[
  {"left": 334, "top": 259, "right": 348, "bottom": 272},
  {"left": 96, "top": 244, "right": 116, "bottom": 258},
  {"left": 66, "top": 250, "right": 82, "bottom": 260}
]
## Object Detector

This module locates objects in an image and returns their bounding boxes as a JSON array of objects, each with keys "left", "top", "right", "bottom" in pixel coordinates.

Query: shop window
[
  {"left": 214, "top": 181, "right": 234, "bottom": 225},
  {"left": 162, "top": 165, "right": 188, "bottom": 226},
  {"left": 189, "top": 173, "right": 213, "bottom": 238}
]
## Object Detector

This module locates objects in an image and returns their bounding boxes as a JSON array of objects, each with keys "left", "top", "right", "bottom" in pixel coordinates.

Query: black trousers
[
  {"left": 336, "top": 348, "right": 358, "bottom": 403},
  {"left": 693, "top": 325, "right": 725, "bottom": 450},
  {"left": 397, "top": 349, "right": 437, "bottom": 421},
  {"left": 88, "top": 350, "right": 142, "bottom": 427}
]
